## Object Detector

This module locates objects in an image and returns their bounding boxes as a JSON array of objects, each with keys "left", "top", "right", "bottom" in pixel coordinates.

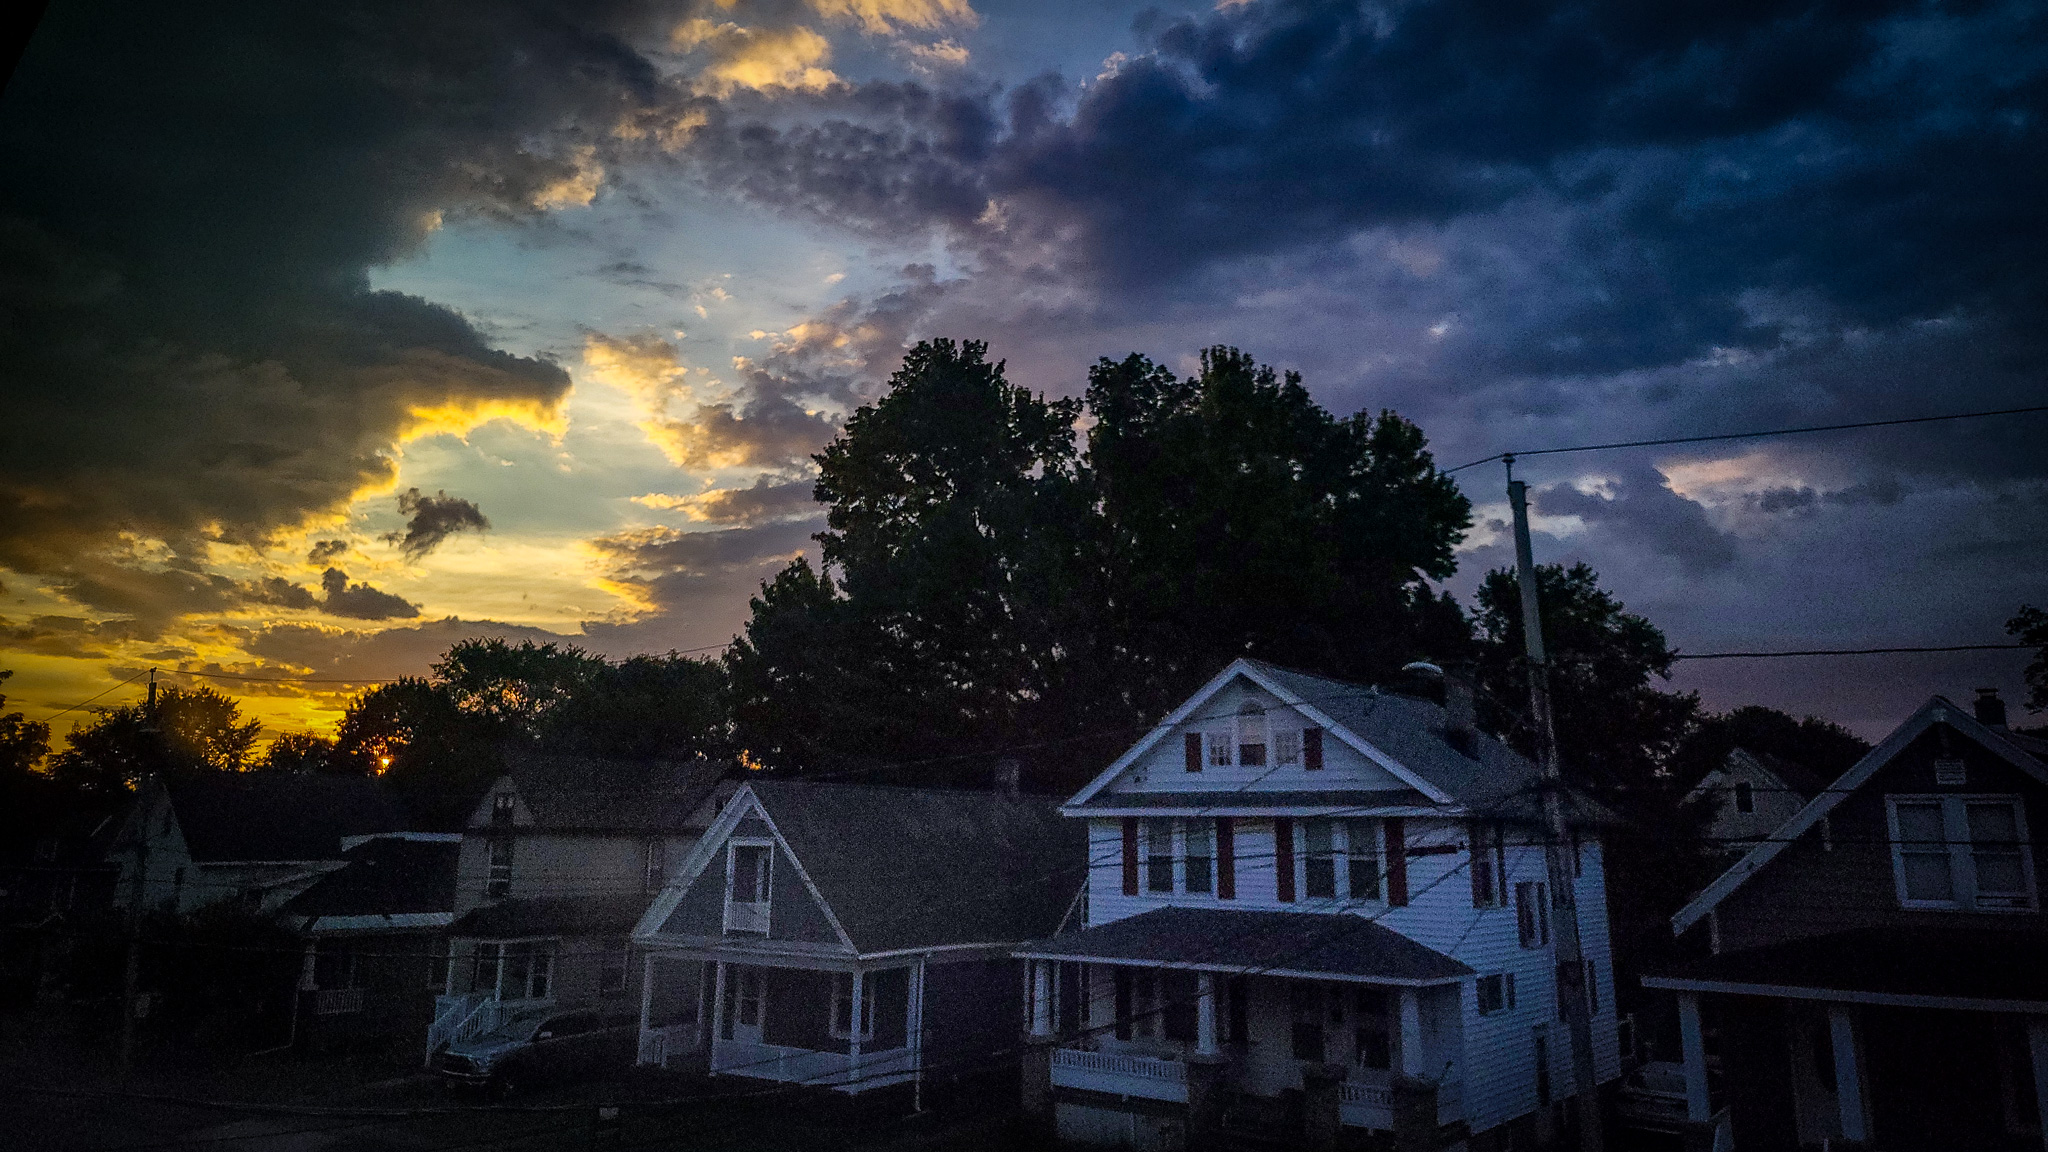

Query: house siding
[
  {"left": 1084, "top": 808, "right": 1618, "bottom": 1136},
  {"left": 1714, "top": 727, "right": 2048, "bottom": 954}
]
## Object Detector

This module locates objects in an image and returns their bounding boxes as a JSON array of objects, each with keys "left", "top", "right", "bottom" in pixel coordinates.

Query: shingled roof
[
  {"left": 162, "top": 774, "right": 406, "bottom": 863},
  {"left": 282, "top": 835, "right": 459, "bottom": 923},
  {"left": 1018, "top": 906, "right": 1473, "bottom": 984},
  {"left": 492, "top": 752, "right": 728, "bottom": 833},
  {"left": 655, "top": 780, "right": 1090, "bottom": 955}
]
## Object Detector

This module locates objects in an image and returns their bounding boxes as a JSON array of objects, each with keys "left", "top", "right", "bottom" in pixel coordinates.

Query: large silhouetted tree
[
  {"left": 48, "top": 685, "right": 260, "bottom": 796},
  {"left": 730, "top": 341, "right": 1472, "bottom": 790}
]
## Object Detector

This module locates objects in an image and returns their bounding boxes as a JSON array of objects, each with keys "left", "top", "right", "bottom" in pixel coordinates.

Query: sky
[{"left": 0, "top": 0, "right": 2043, "bottom": 748}]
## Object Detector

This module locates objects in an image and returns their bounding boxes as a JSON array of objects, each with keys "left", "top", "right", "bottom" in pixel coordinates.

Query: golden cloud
[
  {"left": 808, "top": 0, "right": 978, "bottom": 35},
  {"left": 672, "top": 20, "right": 839, "bottom": 94}
]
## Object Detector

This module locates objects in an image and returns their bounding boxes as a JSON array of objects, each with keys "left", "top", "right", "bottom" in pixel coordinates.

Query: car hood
[{"left": 443, "top": 1034, "right": 532, "bottom": 1063}]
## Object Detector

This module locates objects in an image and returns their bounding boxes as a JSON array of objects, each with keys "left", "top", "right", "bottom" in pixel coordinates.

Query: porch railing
[
  {"left": 313, "top": 987, "right": 365, "bottom": 1015},
  {"left": 427, "top": 993, "right": 486, "bottom": 1064},
  {"left": 709, "top": 1038, "right": 916, "bottom": 1090},
  {"left": 638, "top": 1021, "right": 699, "bottom": 1069},
  {"left": 1050, "top": 1047, "right": 1189, "bottom": 1104},
  {"left": 1338, "top": 1080, "right": 1393, "bottom": 1130}
]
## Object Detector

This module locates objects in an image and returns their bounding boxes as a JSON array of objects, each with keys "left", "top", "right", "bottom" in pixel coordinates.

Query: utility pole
[
  {"left": 119, "top": 669, "right": 157, "bottom": 1074},
  {"left": 1505, "top": 459, "right": 1604, "bottom": 1152}
]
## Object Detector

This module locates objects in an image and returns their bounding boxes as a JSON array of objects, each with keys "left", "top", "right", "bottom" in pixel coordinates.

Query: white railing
[
  {"left": 313, "top": 987, "right": 365, "bottom": 1015},
  {"left": 1050, "top": 1048, "right": 1189, "bottom": 1104},
  {"left": 710, "top": 1039, "right": 916, "bottom": 1091},
  {"left": 638, "top": 1022, "right": 699, "bottom": 1068},
  {"left": 1338, "top": 1081, "right": 1394, "bottom": 1130},
  {"left": 427, "top": 992, "right": 486, "bottom": 1064}
]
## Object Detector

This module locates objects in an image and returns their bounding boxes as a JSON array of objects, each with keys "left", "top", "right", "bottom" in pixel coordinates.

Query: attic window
[
  {"left": 1935, "top": 759, "right": 1967, "bottom": 786},
  {"left": 1206, "top": 731, "right": 1233, "bottom": 767},
  {"left": 491, "top": 793, "right": 515, "bottom": 824},
  {"left": 1734, "top": 781, "right": 1754, "bottom": 813},
  {"left": 1237, "top": 703, "right": 1268, "bottom": 767},
  {"left": 1274, "top": 729, "right": 1302, "bottom": 766},
  {"left": 724, "top": 842, "right": 773, "bottom": 934}
]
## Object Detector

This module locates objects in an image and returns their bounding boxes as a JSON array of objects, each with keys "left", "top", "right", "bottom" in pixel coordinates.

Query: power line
[
  {"left": 1444, "top": 401, "right": 2048, "bottom": 474},
  {"left": 38, "top": 668, "right": 151, "bottom": 720},
  {"left": 1672, "top": 642, "right": 2028, "bottom": 660}
]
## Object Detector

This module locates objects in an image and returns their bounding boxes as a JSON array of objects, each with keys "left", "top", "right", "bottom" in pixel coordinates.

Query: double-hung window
[
  {"left": 830, "top": 974, "right": 875, "bottom": 1041},
  {"left": 1888, "top": 795, "right": 2037, "bottom": 911},
  {"left": 1274, "top": 728, "right": 1303, "bottom": 766},
  {"left": 725, "top": 842, "right": 773, "bottom": 933},
  {"left": 1345, "top": 819, "right": 1382, "bottom": 901},
  {"left": 1206, "top": 731, "right": 1233, "bottom": 767},
  {"left": 1477, "top": 973, "right": 1517, "bottom": 1015},
  {"left": 1237, "top": 704, "right": 1268, "bottom": 766},
  {"left": 1515, "top": 881, "right": 1549, "bottom": 948},
  {"left": 1303, "top": 820, "right": 1337, "bottom": 900},
  {"left": 1146, "top": 820, "right": 1176, "bottom": 893},
  {"left": 1470, "top": 822, "right": 1507, "bottom": 907},
  {"left": 1185, "top": 820, "right": 1214, "bottom": 895},
  {"left": 486, "top": 837, "right": 513, "bottom": 899}
]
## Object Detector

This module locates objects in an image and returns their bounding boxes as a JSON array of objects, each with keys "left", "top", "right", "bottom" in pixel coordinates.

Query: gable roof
[
  {"left": 281, "top": 835, "right": 459, "bottom": 922},
  {"left": 451, "top": 892, "right": 650, "bottom": 938},
  {"left": 1672, "top": 695, "right": 2048, "bottom": 934},
  {"left": 642, "top": 780, "right": 1089, "bottom": 955},
  {"left": 1734, "top": 747, "right": 1828, "bottom": 799},
  {"left": 161, "top": 774, "right": 407, "bottom": 863},
  {"left": 488, "top": 752, "right": 729, "bottom": 833},
  {"left": 1067, "top": 657, "right": 1556, "bottom": 819}
]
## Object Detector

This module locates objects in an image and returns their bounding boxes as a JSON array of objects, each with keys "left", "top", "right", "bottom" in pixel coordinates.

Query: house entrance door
[{"left": 724, "top": 967, "right": 765, "bottom": 1045}]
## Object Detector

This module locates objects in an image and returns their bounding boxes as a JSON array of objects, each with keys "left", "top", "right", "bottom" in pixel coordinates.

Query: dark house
[
  {"left": 1646, "top": 690, "right": 2048, "bottom": 1151},
  {"left": 631, "top": 779, "right": 1088, "bottom": 1099},
  {"left": 282, "top": 833, "right": 461, "bottom": 1056}
]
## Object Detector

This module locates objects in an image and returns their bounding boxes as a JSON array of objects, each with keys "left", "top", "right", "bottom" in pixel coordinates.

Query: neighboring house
[
  {"left": 630, "top": 779, "right": 1087, "bottom": 1098},
  {"left": 281, "top": 832, "right": 461, "bottom": 1056},
  {"left": 1646, "top": 688, "right": 2048, "bottom": 1152},
  {"left": 0, "top": 809, "right": 122, "bottom": 1011},
  {"left": 1014, "top": 658, "right": 1623, "bottom": 1152},
  {"left": 430, "top": 754, "right": 730, "bottom": 1060},
  {"left": 1687, "top": 748, "right": 1826, "bottom": 857},
  {"left": 109, "top": 774, "right": 407, "bottom": 916}
]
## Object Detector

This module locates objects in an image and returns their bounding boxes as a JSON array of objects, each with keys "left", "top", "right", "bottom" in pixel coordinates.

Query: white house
[
  {"left": 1013, "top": 658, "right": 1622, "bottom": 1152},
  {"left": 630, "top": 779, "right": 1087, "bottom": 1100},
  {"left": 1686, "top": 747, "right": 1824, "bottom": 857}
]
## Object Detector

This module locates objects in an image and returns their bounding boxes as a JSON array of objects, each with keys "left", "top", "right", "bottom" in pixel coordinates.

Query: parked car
[
  {"left": 432, "top": 1007, "right": 636, "bottom": 1096},
  {"left": 1614, "top": 1061, "right": 1692, "bottom": 1134}
]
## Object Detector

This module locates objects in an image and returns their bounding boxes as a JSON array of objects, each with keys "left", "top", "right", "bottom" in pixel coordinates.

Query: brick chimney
[
  {"left": 1443, "top": 666, "right": 1478, "bottom": 756},
  {"left": 1975, "top": 688, "right": 2008, "bottom": 730}
]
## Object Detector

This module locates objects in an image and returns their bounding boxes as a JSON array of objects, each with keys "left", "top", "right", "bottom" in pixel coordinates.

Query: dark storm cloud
[
  {"left": 1533, "top": 467, "right": 1738, "bottom": 574},
  {"left": 0, "top": 0, "right": 685, "bottom": 599},
  {"left": 306, "top": 540, "right": 350, "bottom": 565},
  {"left": 690, "top": 0, "right": 2048, "bottom": 370},
  {"left": 318, "top": 568, "right": 421, "bottom": 621},
  {"left": 386, "top": 489, "right": 492, "bottom": 560},
  {"left": 582, "top": 517, "right": 821, "bottom": 653}
]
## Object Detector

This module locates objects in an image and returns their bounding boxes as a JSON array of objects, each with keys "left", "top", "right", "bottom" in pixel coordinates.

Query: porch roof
[
  {"left": 1015, "top": 906, "right": 1473, "bottom": 985},
  {"left": 1642, "top": 926, "right": 2048, "bottom": 1012},
  {"left": 450, "top": 892, "right": 648, "bottom": 939}
]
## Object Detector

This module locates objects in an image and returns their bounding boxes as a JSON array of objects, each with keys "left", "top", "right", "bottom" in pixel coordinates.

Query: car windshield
[{"left": 483, "top": 1009, "right": 554, "bottom": 1042}]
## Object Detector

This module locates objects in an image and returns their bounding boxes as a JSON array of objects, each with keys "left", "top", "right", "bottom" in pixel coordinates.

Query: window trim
[
  {"left": 724, "top": 839, "right": 775, "bottom": 934},
  {"left": 1477, "top": 972, "right": 1517, "bottom": 1016},
  {"left": 829, "top": 972, "right": 876, "bottom": 1041},
  {"left": 1515, "top": 880, "right": 1550, "bottom": 949},
  {"left": 1885, "top": 794, "right": 2038, "bottom": 912},
  {"left": 1144, "top": 819, "right": 1176, "bottom": 894},
  {"left": 1344, "top": 819, "right": 1383, "bottom": 903},
  {"left": 598, "top": 940, "right": 630, "bottom": 997},
  {"left": 486, "top": 836, "right": 513, "bottom": 900}
]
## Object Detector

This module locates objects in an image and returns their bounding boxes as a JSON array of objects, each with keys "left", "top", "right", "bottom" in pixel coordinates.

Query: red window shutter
[
  {"left": 1303, "top": 727, "right": 1324, "bottom": 771},
  {"left": 1122, "top": 818, "right": 1139, "bottom": 896},
  {"left": 1184, "top": 732, "right": 1203, "bottom": 772},
  {"left": 1385, "top": 818, "right": 1408, "bottom": 906},
  {"left": 1274, "top": 818, "right": 1296, "bottom": 903},
  {"left": 1216, "top": 818, "right": 1236, "bottom": 900}
]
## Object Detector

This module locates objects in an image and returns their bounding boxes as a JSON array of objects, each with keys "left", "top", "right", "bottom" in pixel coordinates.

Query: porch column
[
  {"left": 1828, "top": 1004, "right": 1868, "bottom": 1143},
  {"left": 1399, "top": 987, "right": 1426, "bottom": 1076},
  {"left": 710, "top": 961, "right": 727, "bottom": 1061},
  {"left": 1677, "top": 992, "right": 1711, "bottom": 1122},
  {"left": 1030, "top": 960, "right": 1053, "bottom": 1037},
  {"left": 909, "top": 959, "right": 927, "bottom": 1113},
  {"left": 636, "top": 952, "right": 656, "bottom": 1065},
  {"left": 298, "top": 941, "right": 318, "bottom": 992},
  {"left": 2026, "top": 1017, "right": 2048, "bottom": 1152},
  {"left": 849, "top": 969, "right": 864, "bottom": 1065},
  {"left": 1196, "top": 971, "right": 1218, "bottom": 1055}
]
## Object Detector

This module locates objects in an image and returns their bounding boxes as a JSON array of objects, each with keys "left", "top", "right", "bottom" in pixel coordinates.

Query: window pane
[
  {"left": 1902, "top": 851, "right": 1955, "bottom": 901},
  {"left": 1306, "top": 857, "right": 1336, "bottom": 899},
  {"left": 1968, "top": 803, "right": 2019, "bottom": 845},
  {"left": 1238, "top": 707, "right": 1267, "bottom": 767},
  {"left": 1975, "top": 852, "right": 2025, "bottom": 896},
  {"left": 1207, "top": 732, "right": 1232, "bottom": 766},
  {"left": 1274, "top": 730, "right": 1301, "bottom": 765},
  {"left": 1186, "top": 854, "right": 1212, "bottom": 893},
  {"left": 1185, "top": 822, "right": 1213, "bottom": 857},
  {"left": 1304, "top": 821, "right": 1334, "bottom": 854},
  {"left": 1895, "top": 803, "right": 1946, "bottom": 847}
]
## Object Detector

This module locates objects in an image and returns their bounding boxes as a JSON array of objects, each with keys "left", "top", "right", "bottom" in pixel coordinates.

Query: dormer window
[
  {"left": 724, "top": 841, "right": 773, "bottom": 934},
  {"left": 1733, "top": 781, "right": 1754, "bottom": 813},
  {"left": 1206, "top": 731, "right": 1232, "bottom": 767},
  {"left": 1274, "top": 728, "right": 1302, "bottom": 766},
  {"left": 1237, "top": 703, "right": 1268, "bottom": 766}
]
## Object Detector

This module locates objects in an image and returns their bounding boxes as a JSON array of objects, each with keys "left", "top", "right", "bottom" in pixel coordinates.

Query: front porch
[
  {"left": 1018, "top": 909, "right": 1473, "bottom": 1135},
  {"left": 637, "top": 949, "right": 927, "bottom": 1095}
]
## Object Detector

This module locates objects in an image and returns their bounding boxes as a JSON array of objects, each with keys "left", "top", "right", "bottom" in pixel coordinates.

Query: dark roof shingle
[
  {"left": 282, "top": 836, "right": 459, "bottom": 919},
  {"left": 1646, "top": 926, "right": 2048, "bottom": 1004},
  {"left": 451, "top": 892, "right": 650, "bottom": 938},
  {"left": 164, "top": 774, "right": 406, "bottom": 863},
  {"left": 747, "top": 780, "right": 1089, "bottom": 954},
  {"left": 497, "top": 753, "right": 727, "bottom": 832},
  {"left": 1018, "top": 906, "right": 1473, "bottom": 983}
]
